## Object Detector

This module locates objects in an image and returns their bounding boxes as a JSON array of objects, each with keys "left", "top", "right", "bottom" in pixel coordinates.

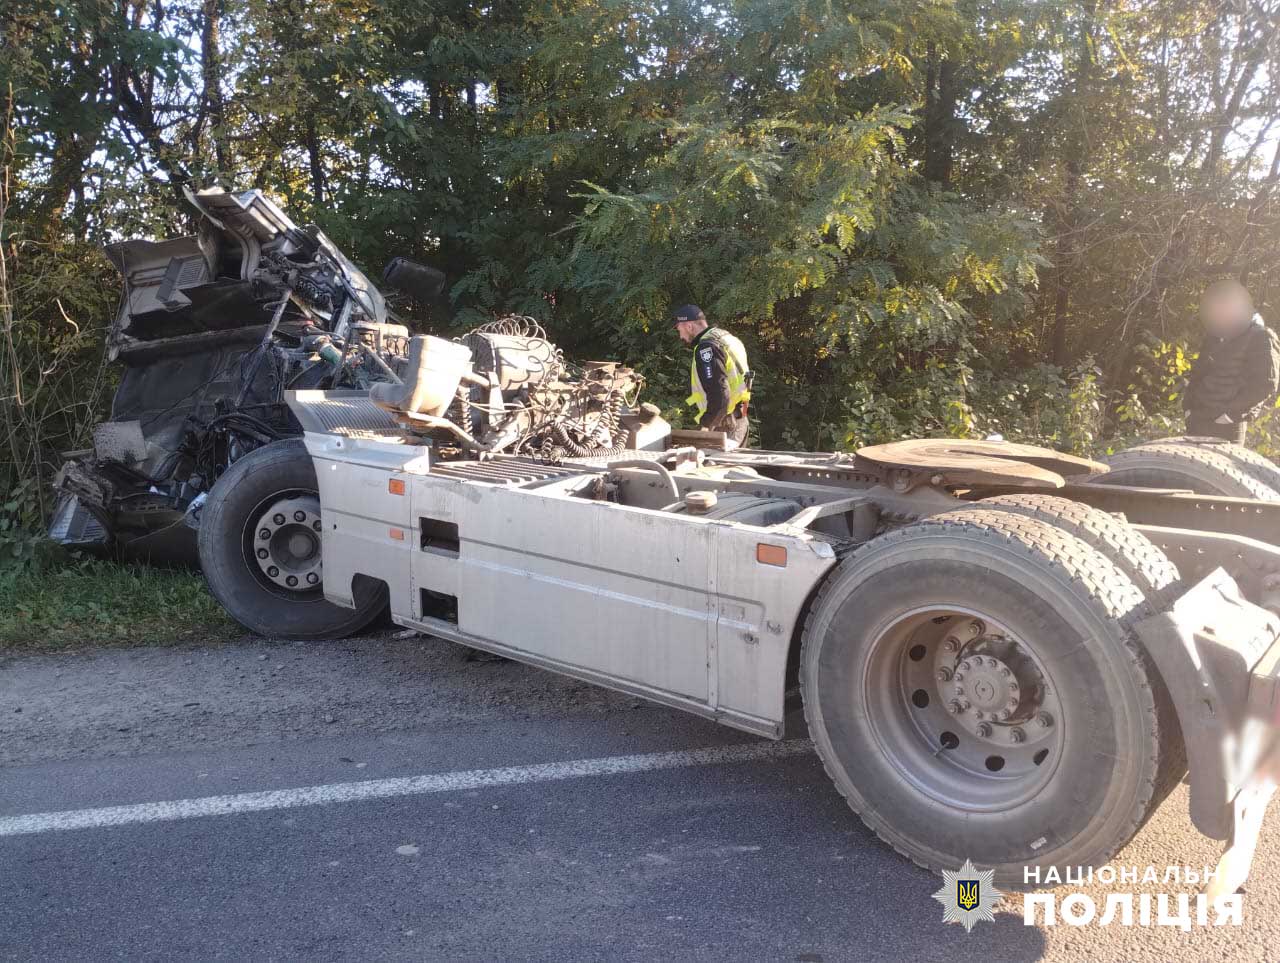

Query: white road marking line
[{"left": 0, "top": 739, "right": 812, "bottom": 838}]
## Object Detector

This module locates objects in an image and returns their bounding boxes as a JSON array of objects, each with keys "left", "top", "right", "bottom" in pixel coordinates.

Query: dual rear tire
[
  {"left": 800, "top": 499, "right": 1184, "bottom": 886},
  {"left": 1096, "top": 437, "right": 1280, "bottom": 499}
]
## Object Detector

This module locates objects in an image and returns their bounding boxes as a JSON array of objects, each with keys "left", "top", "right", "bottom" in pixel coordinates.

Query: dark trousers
[{"left": 1185, "top": 413, "right": 1247, "bottom": 445}]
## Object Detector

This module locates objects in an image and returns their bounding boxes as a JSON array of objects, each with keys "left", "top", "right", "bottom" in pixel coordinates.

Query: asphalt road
[{"left": 1, "top": 633, "right": 1278, "bottom": 962}]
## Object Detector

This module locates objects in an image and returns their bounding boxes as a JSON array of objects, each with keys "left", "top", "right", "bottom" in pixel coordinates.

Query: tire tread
[
  {"left": 800, "top": 508, "right": 1171, "bottom": 879},
  {"left": 972, "top": 494, "right": 1181, "bottom": 608},
  {"left": 967, "top": 495, "right": 1187, "bottom": 797},
  {"left": 1151, "top": 436, "right": 1280, "bottom": 493},
  {"left": 1099, "top": 442, "right": 1280, "bottom": 500}
]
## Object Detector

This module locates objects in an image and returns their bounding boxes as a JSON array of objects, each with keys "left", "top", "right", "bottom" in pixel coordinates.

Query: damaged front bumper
[
  {"left": 1136, "top": 569, "right": 1280, "bottom": 898},
  {"left": 46, "top": 188, "right": 432, "bottom": 564}
]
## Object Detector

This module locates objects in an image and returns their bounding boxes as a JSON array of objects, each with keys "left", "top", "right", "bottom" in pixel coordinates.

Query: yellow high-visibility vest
[{"left": 686, "top": 327, "right": 751, "bottom": 418}]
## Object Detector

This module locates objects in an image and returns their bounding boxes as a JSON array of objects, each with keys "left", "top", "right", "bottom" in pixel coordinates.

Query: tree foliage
[{"left": 4, "top": 0, "right": 1280, "bottom": 527}]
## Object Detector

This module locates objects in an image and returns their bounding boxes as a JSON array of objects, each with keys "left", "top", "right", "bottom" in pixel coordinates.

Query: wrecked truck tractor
[
  {"left": 48, "top": 187, "right": 443, "bottom": 563},
  {"left": 194, "top": 333, "right": 1280, "bottom": 890}
]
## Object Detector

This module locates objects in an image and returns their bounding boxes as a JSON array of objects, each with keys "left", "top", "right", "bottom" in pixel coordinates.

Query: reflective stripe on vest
[{"left": 686, "top": 327, "right": 751, "bottom": 416}]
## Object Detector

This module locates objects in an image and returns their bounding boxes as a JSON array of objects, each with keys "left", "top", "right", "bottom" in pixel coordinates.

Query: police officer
[
  {"left": 1184, "top": 280, "right": 1280, "bottom": 444},
  {"left": 673, "top": 304, "right": 752, "bottom": 448}
]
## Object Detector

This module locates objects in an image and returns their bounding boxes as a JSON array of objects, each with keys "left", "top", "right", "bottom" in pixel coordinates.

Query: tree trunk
[
  {"left": 923, "top": 44, "right": 957, "bottom": 187},
  {"left": 200, "top": 0, "right": 228, "bottom": 173},
  {"left": 28, "top": 132, "right": 96, "bottom": 236},
  {"left": 1045, "top": 0, "right": 1096, "bottom": 369},
  {"left": 1049, "top": 159, "right": 1080, "bottom": 367},
  {"left": 306, "top": 117, "right": 325, "bottom": 206}
]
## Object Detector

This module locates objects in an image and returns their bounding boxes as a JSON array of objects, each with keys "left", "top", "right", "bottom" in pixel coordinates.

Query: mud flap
[
  {"left": 1205, "top": 762, "right": 1277, "bottom": 901},
  {"left": 1135, "top": 568, "right": 1280, "bottom": 896}
]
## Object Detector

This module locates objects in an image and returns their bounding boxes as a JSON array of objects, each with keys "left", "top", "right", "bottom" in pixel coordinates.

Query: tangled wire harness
[
  {"left": 466, "top": 315, "right": 552, "bottom": 341},
  {"left": 427, "top": 316, "right": 645, "bottom": 462}
]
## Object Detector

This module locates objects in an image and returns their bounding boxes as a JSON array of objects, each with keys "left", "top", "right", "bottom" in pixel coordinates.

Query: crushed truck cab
[{"left": 195, "top": 331, "right": 1280, "bottom": 891}]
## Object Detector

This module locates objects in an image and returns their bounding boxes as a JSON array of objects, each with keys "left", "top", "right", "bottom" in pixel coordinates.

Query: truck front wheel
[
  {"left": 198, "top": 439, "right": 386, "bottom": 639},
  {"left": 801, "top": 509, "right": 1176, "bottom": 886}
]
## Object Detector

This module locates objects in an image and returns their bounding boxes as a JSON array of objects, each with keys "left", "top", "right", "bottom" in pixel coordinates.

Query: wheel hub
[
  {"left": 953, "top": 654, "right": 1019, "bottom": 719},
  {"left": 864, "top": 609, "right": 1064, "bottom": 812},
  {"left": 253, "top": 495, "right": 323, "bottom": 591}
]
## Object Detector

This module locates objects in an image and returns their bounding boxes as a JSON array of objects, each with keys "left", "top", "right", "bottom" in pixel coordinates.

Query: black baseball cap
[{"left": 672, "top": 304, "right": 705, "bottom": 326}]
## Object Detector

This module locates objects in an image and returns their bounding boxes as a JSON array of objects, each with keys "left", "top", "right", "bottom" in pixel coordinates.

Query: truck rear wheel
[
  {"left": 1150, "top": 436, "right": 1280, "bottom": 493},
  {"left": 972, "top": 493, "right": 1181, "bottom": 609},
  {"left": 198, "top": 439, "right": 386, "bottom": 640},
  {"left": 800, "top": 509, "right": 1176, "bottom": 885},
  {"left": 970, "top": 494, "right": 1187, "bottom": 797},
  {"left": 1094, "top": 442, "right": 1280, "bottom": 499}
]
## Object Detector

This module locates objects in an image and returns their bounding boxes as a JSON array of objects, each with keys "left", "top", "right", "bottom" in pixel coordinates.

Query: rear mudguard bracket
[{"left": 1135, "top": 569, "right": 1280, "bottom": 840}]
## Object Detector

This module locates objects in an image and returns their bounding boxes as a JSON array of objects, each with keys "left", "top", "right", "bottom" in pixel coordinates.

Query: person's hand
[
  {"left": 723, "top": 437, "right": 740, "bottom": 451},
  {"left": 1215, "top": 413, "right": 1234, "bottom": 425}
]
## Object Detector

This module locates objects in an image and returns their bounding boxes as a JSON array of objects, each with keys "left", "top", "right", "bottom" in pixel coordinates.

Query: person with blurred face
[{"left": 1183, "top": 280, "right": 1279, "bottom": 444}]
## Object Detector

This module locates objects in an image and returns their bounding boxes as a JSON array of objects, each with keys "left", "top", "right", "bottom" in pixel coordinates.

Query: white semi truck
[{"left": 195, "top": 329, "right": 1280, "bottom": 894}]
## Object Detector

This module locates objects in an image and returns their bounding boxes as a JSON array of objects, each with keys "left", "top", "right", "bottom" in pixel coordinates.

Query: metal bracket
[{"left": 1135, "top": 570, "right": 1280, "bottom": 839}]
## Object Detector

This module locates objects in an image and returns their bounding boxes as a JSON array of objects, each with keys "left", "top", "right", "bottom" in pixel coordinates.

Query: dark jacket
[
  {"left": 1184, "top": 316, "right": 1280, "bottom": 424},
  {"left": 691, "top": 327, "right": 733, "bottom": 428}
]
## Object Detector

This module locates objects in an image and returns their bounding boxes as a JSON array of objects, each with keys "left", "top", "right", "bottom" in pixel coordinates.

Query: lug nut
[
  {"left": 959, "top": 699, "right": 971, "bottom": 711},
  {"left": 257, "top": 548, "right": 269, "bottom": 560},
  {"left": 965, "top": 620, "right": 984, "bottom": 640},
  {"left": 948, "top": 700, "right": 964, "bottom": 715},
  {"left": 312, "top": 520, "right": 322, "bottom": 532},
  {"left": 953, "top": 684, "right": 965, "bottom": 696},
  {"left": 1037, "top": 712, "right": 1054, "bottom": 729},
  {"left": 943, "top": 638, "right": 959, "bottom": 653},
  {"left": 996, "top": 708, "right": 1012, "bottom": 721},
  {"left": 960, "top": 659, "right": 972, "bottom": 671},
  {"left": 974, "top": 710, "right": 986, "bottom": 721},
  {"left": 273, "top": 513, "right": 286, "bottom": 525},
  {"left": 267, "top": 566, "right": 279, "bottom": 578},
  {"left": 1010, "top": 727, "right": 1026, "bottom": 744},
  {"left": 294, "top": 510, "right": 306, "bottom": 522},
  {"left": 953, "top": 671, "right": 966, "bottom": 682},
  {"left": 286, "top": 575, "right": 298, "bottom": 587},
  {"left": 1008, "top": 681, "right": 1019, "bottom": 693},
  {"left": 977, "top": 723, "right": 993, "bottom": 738},
  {"left": 936, "top": 667, "right": 953, "bottom": 682},
  {"left": 259, "top": 528, "right": 271, "bottom": 540},
  {"left": 306, "top": 572, "right": 319, "bottom": 585},
  {"left": 999, "top": 667, "right": 1012, "bottom": 679}
]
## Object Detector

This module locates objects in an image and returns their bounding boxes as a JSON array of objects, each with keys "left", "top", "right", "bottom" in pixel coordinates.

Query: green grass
[{"left": 0, "top": 557, "right": 239, "bottom": 652}]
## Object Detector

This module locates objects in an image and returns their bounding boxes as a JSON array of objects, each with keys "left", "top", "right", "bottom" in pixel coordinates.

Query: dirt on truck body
[
  {"left": 48, "top": 187, "right": 444, "bottom": 562},
  {"left": 186, "top": 318, "right": 1280, "bottom": 896}
]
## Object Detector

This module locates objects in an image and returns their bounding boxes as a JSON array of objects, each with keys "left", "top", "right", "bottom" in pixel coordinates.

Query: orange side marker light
[
  {"left": 757, "top": 543, "right": 787, "bottom": 567},
  {"left": 388, "top": 478, "right": 406, "bottom": 495}
]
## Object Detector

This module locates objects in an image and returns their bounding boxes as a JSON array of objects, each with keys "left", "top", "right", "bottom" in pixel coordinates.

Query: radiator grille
[
  {"left": 429, "top": 458, "right": 582, "bottom": 485},
  {"left": 287, "top": 390, "right": 404, "bottom": 438}
]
